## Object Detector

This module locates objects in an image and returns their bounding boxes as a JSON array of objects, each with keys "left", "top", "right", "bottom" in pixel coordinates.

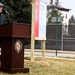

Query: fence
[{"left": 25, "top": 24, "right": 75, "bottom": 51}]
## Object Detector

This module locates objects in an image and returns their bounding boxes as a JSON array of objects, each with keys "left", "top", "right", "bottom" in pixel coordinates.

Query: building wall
[
  {"left": 25, "top": 24, "right": 62, "bottom": 50},
  {"left": 46, "top": 24, "right": 62, "bottom": 50},
  {"left": 63, "top": 25, "right": 75, "bottom": 51},
  {"left": 25, "top": 24, "right": 75, "bottom": 51}
]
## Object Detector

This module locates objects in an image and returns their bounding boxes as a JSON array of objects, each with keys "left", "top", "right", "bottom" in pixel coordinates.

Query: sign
[
  {"left": 34, "top": 0, "right": 49, "bottom": 40},
  {"left": 52, "top": 17, "right": 63, "bottom": 22}
]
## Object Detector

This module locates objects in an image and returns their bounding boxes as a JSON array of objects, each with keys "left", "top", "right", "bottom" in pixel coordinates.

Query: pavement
[
  {"left": 25, "top": 49, "right": 75, "bottom": 54},
  {"left": 25, "top": 49, "right": 75, "bottom": 57},
  {"left": 0, "top": 48, "right": 75, "bottom": 57}
]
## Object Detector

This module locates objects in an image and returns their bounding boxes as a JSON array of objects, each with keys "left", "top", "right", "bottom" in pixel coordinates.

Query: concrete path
[{"left": 25, "top": 49, "right": 75, "bottom": 57}]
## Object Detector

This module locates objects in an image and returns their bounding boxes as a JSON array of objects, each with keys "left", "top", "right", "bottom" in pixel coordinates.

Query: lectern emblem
[{"left": 15, "top": 40, "right": 22, "bottom": 53}]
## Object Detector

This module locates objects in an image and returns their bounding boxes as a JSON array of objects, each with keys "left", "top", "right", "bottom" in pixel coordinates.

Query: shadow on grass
[{"left": 24, "top": 57, "right": 31, "bottom": 60}]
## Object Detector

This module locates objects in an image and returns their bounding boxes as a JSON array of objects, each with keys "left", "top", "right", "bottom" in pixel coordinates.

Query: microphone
[
  {"left": 3, "top": 8, "right": 10, "bottom": 15},
  {"left": 2, "top": 8, "right": 11, "bottom": 23}
]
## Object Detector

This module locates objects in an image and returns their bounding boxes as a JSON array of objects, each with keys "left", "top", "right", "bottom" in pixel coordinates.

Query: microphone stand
[
  {"left": 7, "top": 14, "right": 12, "bottom": 23},
  {"left": 2, "top": 8, "right": 12, "bottom": 23}
]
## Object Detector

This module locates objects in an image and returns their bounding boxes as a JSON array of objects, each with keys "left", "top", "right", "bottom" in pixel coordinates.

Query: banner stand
[
  {"left": 31, "top": 0, "right": 49, "bottom": 61},
  {"left": 31, "top": 1, "right": 35, "bottom": 61}
]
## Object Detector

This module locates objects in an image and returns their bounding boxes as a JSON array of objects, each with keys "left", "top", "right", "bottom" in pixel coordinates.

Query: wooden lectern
[{"left": 0, "top": 23, "right": 30, "bottom": 73}]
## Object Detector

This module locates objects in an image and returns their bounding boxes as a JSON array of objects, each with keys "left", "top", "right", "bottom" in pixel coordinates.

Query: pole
[
  {"left": 56, "top": 17, "right": 58, "bottom": 56},
  {"left": 55, "top": 0, "right": 59, "bottom": 56},
  {"left": 31, "top": 0, "right": 35, "bottom": 61},
  {"left": 42, "top": 40, "right": 45, "bottom": 58},
  {"left": 61, "top": 24, "right": 63, "bottom": 50}
]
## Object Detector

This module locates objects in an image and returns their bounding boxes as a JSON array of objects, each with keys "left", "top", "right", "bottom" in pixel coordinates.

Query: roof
[
  {"left": 47, "top": 5, "right": 71, "bottom": 12},
  {"left": 56, "top": 6, "right": 71, "bottom": 12}
]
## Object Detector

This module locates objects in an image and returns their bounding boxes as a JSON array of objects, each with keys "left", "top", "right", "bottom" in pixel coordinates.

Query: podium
[{"left": 0, "top": 23, "right": 30, "bottom": 73}]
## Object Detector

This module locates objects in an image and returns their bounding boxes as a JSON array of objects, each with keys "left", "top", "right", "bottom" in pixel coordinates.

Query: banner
[
  {"left": 34, "top": 0, "right": 40, "bottom": 37},
  {"left": 40, "top": 0, "right": 50, "bottom": 5},
  {"left": 39, "top": 1, "right": 46, "bottom": 39},
  {"left": 34, "top": 0, "right": 49, "bottom": 40}
]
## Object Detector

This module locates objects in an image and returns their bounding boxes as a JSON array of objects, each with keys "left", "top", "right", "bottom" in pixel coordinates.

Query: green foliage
[
  {"left": 47, "top": 8, "right": 59, "bottom": 24},
  {"left": 55, "top": 0, "right": 59, "bottom": 6},
  {"left": 69, "top": 15, "right": 75, "bottom": 24},
  {"left": 47, "top": 0, "right": 61, "bottom": 24},
  {"left": 50, "top": 0, "right": 53, "bottom": 5},
  {"left": 47, "top": 0, "right": 62, "bottom": 24},
  {"left": 0, "top": 0, "right": 32, "bottom": 45},
  {"left": 1, "top": 0, "right": 32, "bottom": 24}
]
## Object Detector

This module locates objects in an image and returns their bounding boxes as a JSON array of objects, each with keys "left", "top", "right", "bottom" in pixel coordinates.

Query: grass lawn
[{"left": 0, "top": 57, "right": 75, "bottom": 75}]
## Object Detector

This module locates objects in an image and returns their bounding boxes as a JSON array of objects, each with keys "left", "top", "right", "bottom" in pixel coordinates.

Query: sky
[{"left": 59, "top": 0, "right": 75, "bottom": 19}]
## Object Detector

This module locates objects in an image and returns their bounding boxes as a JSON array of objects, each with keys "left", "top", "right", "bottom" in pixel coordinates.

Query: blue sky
[{"left": 60, "top": 0, "right": 75, "bottom": 19}]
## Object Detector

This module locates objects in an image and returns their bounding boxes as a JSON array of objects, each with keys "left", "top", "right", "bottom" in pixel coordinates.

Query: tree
[
  {"left": 1, "top": 0, "right": 32, "bottom": 45},
  {"left": 69, "top": 15, "right": 75, "bottom": 24},
  {"left": 50, "top": 0, "right": 53, "bottom": 5},
  {"left": 1, "top": 0, "right": 32, "bottom": 24},
  {"left": 47, "top": 0, "right": 61, "bottom": 24},
  {"left": 55, "top": 0, "right": 59, "bottom": 6},
  {"left": 47, "top": 9, "right": 61, "bottom": 24},
  {"left": 47, "top": 9, "right": 59, "bottom": 23}
]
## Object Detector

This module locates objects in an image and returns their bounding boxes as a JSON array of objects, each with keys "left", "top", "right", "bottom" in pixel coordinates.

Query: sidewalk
[
  {"left": 25, "top": 49, "right": 75, "bottom": 54},
  {"left": 1, "top": 48, "right": 75, "bottom": 54},
  {"left": 25, "top": 49, "right": 75, "bottom": 57}
]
